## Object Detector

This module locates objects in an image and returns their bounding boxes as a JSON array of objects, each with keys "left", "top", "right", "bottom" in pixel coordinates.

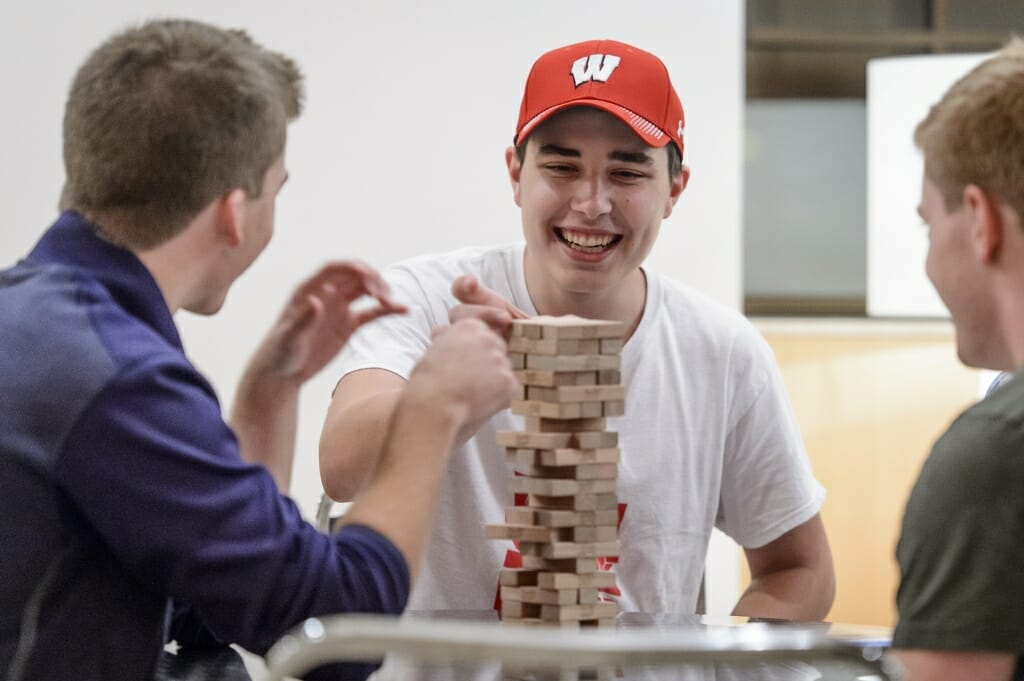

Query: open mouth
[{"left": 555, "top": 228, "right": 622, "bottom": 254}]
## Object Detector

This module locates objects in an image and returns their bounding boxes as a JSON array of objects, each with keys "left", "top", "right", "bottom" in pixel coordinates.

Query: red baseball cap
[{"left": 514, "top": 39, "right": 685, "bottom": 157}]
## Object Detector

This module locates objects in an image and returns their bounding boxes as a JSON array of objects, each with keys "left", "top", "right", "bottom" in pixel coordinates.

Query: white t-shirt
[{"left": 335, "top": 243, "right": 824, "bottom": 614}]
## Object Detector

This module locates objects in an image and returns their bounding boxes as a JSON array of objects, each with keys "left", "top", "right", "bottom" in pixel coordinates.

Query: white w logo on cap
[{"left": 570, "top": 54, "right": 621, "bottom": 87}]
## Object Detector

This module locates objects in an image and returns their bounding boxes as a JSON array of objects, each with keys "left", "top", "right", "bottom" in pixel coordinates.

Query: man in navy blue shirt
[{"left": 0, "top": 18, "right": 517, "bottom": 680}]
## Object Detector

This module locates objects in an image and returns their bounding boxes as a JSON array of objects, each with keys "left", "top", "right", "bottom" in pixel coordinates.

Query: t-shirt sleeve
[
  {"left": 715, "top": 328, "right": 826, "bottom": 548},
  {"left": 334, "top": 266, "right": 443, "bottom": 384},
  {"left": 54, "top": 357, "right": 409, "bottom": 655},
  {"left": 893, "top": 410, "right": 1024, "bottom": 652}
]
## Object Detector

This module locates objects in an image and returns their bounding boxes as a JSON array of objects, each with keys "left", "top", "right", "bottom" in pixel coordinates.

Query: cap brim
[{"left": 516, "top": 99, "right": 672, "bottom": 149}]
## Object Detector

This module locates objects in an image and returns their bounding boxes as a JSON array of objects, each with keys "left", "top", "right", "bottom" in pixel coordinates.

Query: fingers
[
  {"left": 448, "top": 304, "right": 512, "bottom": 335},
  {"left": 450, "top": 275, "right": 529, "bottom": 319},
  {"left": 299, "top": 261, "right": 403, "bottom": 310}
]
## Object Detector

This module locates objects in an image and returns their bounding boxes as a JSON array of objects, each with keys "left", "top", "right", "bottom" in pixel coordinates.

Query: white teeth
[{"left": 559, "top": 229, "right": 615, "bottom": 250}]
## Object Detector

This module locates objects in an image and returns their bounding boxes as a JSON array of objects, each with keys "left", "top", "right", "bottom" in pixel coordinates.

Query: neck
[{"left": 523, "top": 250, "right": 647, "bottom": 341}]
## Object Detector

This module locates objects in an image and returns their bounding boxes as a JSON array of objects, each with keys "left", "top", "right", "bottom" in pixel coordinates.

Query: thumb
[{"left": 451, "top": 274, "right": 529, "bottom": 318}]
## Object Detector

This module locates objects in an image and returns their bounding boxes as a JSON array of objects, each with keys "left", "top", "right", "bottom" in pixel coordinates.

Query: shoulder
[
  {"left": 650, "top": 272, "right": 774, "bottom": 368},
  {"left": 387, "top": 244, "right": 519, "bottom": 282},
  {"left": 915, "top": 383, "right": 1024, "bottom": 501},
  {"left": 382, "top": 243, "right": 524, "bottom": 308}
]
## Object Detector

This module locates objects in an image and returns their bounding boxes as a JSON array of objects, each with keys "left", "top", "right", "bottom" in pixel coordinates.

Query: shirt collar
[{"left": 28, "top": 211, "right": 182, "bottom": 350}]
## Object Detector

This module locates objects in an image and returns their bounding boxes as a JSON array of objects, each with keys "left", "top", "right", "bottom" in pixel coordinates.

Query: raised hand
[
  {"left": 449, "top": 274, "right": 529, "bottom": 335},
  {"left": 406, "top": 318, "right": 519, "bottom": 431},
  {"left": 249, "top": 261, "right": 407, "bottom": 386}
]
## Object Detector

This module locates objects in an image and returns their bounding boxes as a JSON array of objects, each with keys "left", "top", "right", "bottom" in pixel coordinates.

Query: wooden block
[
  {"left": 602, "top": 400, "right": 625, "bottom": 417},
  {"left": 519, "top": 556, "right": 596, "bottom": 573},
  {"left": 518, "top": 463, "right": 618, "bottom": 480},
  {"left": 518, "top": 541, "right": 620, "bottom": 559},
  {"left": 536, "top": 448, "right": 620, "bottom": 466},
  {"left": 540, "top": 601, "right": 618, "bottom": 622},
  {"left": 534, "top": 508, "right": 619, "bottom": 528},
  {"left": 599, "top": 338, "right": 623, "bottom": 354},
  {"left": 574, "top": 432, "right": 618, "bottom": 449},
  {"left": 529, "top": 492, "right": 619, "bottom": 511},
  {"left": 597, "top": 369, "right": 621, "bottom": 385},
  {"left": 512, "top": 383, "right": 526, "bottom": 400},
  {"left": 485, "top": 523, "right": 559, "bottom": 542},
  {"left": 504, "top": 506, "right": 538, "bottom": 525},
  {"left": 508, "top": 337, "right": 601, "bottom": 356},
  {"left": 500, "top": 568, "right": 539, "bottom": 587},
  {"left": 515, "top": 369, "right": 598, "bottom": 387},
  {"left": 512, "top": 316, "right": 624, "bottom": 340},
  {"left": 511, "top": 322, "right": 543, "bottom": 339},
  {"left": 497, "top": 431, "right": 574, "bottom": 448},
  {"left": 537, "top": 571, "right": 618, "bottom": 590},
  {"left": 508, "top": 444, "right": 619, "bottom": 466},
  {"left": 512, "top": 400, "right": 584, "bottom": 419},
  {"left": 509, "top": 352, "right": 526, "bottom": 369},
  {"left": 502, "top": 601, "right": 541, "bottom": 619},
  {"left": 501, "top": 586, "right": 581, "bottom": 606},
  {"left": 500, "top": 619, "right": 580, "bottom": 630},
  {"left": 525, "top": 385, "right": 626, "bottom": 404},
  {"left": 526, "top": 417, "right": 607, "bottom": 433},
  {"left": 526, "top": 354, "right": 621, "bottom": 371},
  {"left": 511, "top": 478, "right": 616, "bottom": 496}
]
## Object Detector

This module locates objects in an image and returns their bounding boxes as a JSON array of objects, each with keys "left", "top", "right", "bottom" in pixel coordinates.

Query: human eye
[
  {"left": 543, "top": 162, "right": 578, "bottom": 176},
  {"left": 611, "top": 168, "right": 648, "bottom": 182}
]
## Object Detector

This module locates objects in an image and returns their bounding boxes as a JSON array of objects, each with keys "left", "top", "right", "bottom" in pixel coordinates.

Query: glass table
[{"left": 264, "top": 611, "right": 896, "bottom": 681}]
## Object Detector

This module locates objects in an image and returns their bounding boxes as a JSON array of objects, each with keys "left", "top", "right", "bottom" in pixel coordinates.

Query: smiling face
[
  {"left": 919, "top": 174, "right": 997, "bottom": 368},
  {"left": 508, "top": 107, "right": 685, "bottom": 316}
]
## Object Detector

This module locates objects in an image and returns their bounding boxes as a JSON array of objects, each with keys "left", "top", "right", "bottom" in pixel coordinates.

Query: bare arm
[
  {"left": 230, "top": 261, "right": 406, "bottom": 491},
  {"left": 339, "top": 320, "right": 518, "bottom": 579},
  {"left": 319, "top": 369, "right": 406, "bottom": 501},
  {"left": 732, "top": 513, "right": 835, "bottom": 621},
  {"left": 319, "top": 273, "right": 525, "bottom": 501},
  {"left": 893, "top": 650, "right": 1015, "bottom": 681}
]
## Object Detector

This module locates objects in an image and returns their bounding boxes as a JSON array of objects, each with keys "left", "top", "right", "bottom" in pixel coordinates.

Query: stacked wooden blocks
[{"left": 486, "top": 315, "right": 624, "bottom": 629}]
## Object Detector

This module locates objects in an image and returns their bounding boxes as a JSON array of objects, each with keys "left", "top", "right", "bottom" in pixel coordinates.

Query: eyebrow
[{"left": 537, "top": 144, "right": 654, "bottom": 166}]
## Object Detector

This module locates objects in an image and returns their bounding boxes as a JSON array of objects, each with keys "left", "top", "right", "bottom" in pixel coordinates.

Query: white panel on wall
[
  {"left": 866, "top": 53, "right": 988, "bottom": 318},
  {"left": 1, "top": 0, "right": 744, "bottom": 613}
]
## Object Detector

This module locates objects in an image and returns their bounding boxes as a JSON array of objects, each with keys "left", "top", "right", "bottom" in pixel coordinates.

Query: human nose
[{"left": 569, "top": 177, "right": 612, "bottom": 221}]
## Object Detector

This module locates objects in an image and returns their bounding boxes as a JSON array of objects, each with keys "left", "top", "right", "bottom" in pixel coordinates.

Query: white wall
[
  {"left": 866, "top": 53, "right": 988, "bottom": 317},
  {"left": 1, "top": 0, "right": 744, "bottom": 613}
]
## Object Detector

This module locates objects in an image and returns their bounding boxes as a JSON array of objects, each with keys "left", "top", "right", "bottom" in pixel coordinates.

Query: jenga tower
[{"left": 485, "top": 315, "right": 624, "bottom": 629}]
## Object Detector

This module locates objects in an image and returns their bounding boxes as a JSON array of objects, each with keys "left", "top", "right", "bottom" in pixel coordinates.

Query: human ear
[
  {"left": 506, "top": 146, "right": 523, "bottom": 208},
  {"left": 663, "top": 165, "right": 689, "bottom": 219},
  {"left": 963, "top": 184, "right": 1002, "bottom": 265},
  {"left": 216, "top": 188, "right": 248, "bottom": 247}
]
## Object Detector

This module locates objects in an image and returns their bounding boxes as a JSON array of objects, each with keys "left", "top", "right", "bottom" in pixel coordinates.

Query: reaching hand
[
  {"left": 248, "top": 261, "right": 407, "bottom": 386},
  {"left": 407, "top": 318, "right": 519, "bottom": 431},
  {"left": 449, "top": 274, "right": 529, "bottom": 335}
]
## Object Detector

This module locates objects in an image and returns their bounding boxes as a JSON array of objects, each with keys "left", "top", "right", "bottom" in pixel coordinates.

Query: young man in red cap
[{"left": 320, "top": 39, "right": 835, "bottom": 620}]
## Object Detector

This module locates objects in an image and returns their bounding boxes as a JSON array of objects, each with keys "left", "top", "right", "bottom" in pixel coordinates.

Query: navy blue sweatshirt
[{"left": 0, "top": 212, "right": 408, "bottom": 680}]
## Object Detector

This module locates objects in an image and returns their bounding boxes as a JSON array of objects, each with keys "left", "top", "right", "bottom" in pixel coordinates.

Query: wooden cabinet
[{"left": 747, "top": 0, "right": 1019, "bottom": 98}]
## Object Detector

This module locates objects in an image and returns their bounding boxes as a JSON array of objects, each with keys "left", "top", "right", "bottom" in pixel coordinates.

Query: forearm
[
  {"left": 339, "top": 388, "right": 463, "bottom": 580},
  {"left": 732, "top": 564, "right": 834, "bottom": 621},
  {"left": 319, "top": 387, "right": 404, "bottom": 500},
  {"left": 893, "top": 650, "right": 1015, "bottom": 681},
  {"left": 229, "top": 371, "right": 300, "bottom": 492}
]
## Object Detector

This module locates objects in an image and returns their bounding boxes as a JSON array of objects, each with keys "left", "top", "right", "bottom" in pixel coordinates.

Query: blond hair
[
  {"left": 915, "top": 37, "right": 1024, "bottom": 218},
  {"left": 59, "top": 19, "right": 303, "bottom": 249}
]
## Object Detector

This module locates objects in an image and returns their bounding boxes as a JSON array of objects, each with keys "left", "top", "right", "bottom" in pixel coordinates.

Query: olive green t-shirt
[{"left": 894, "top": 370, "right": 1024, "bottom": 670}]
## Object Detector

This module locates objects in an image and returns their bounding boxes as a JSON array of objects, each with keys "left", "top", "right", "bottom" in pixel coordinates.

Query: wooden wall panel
[{"left": 747, "top": 322, "right": 981, "bottom": 626}]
